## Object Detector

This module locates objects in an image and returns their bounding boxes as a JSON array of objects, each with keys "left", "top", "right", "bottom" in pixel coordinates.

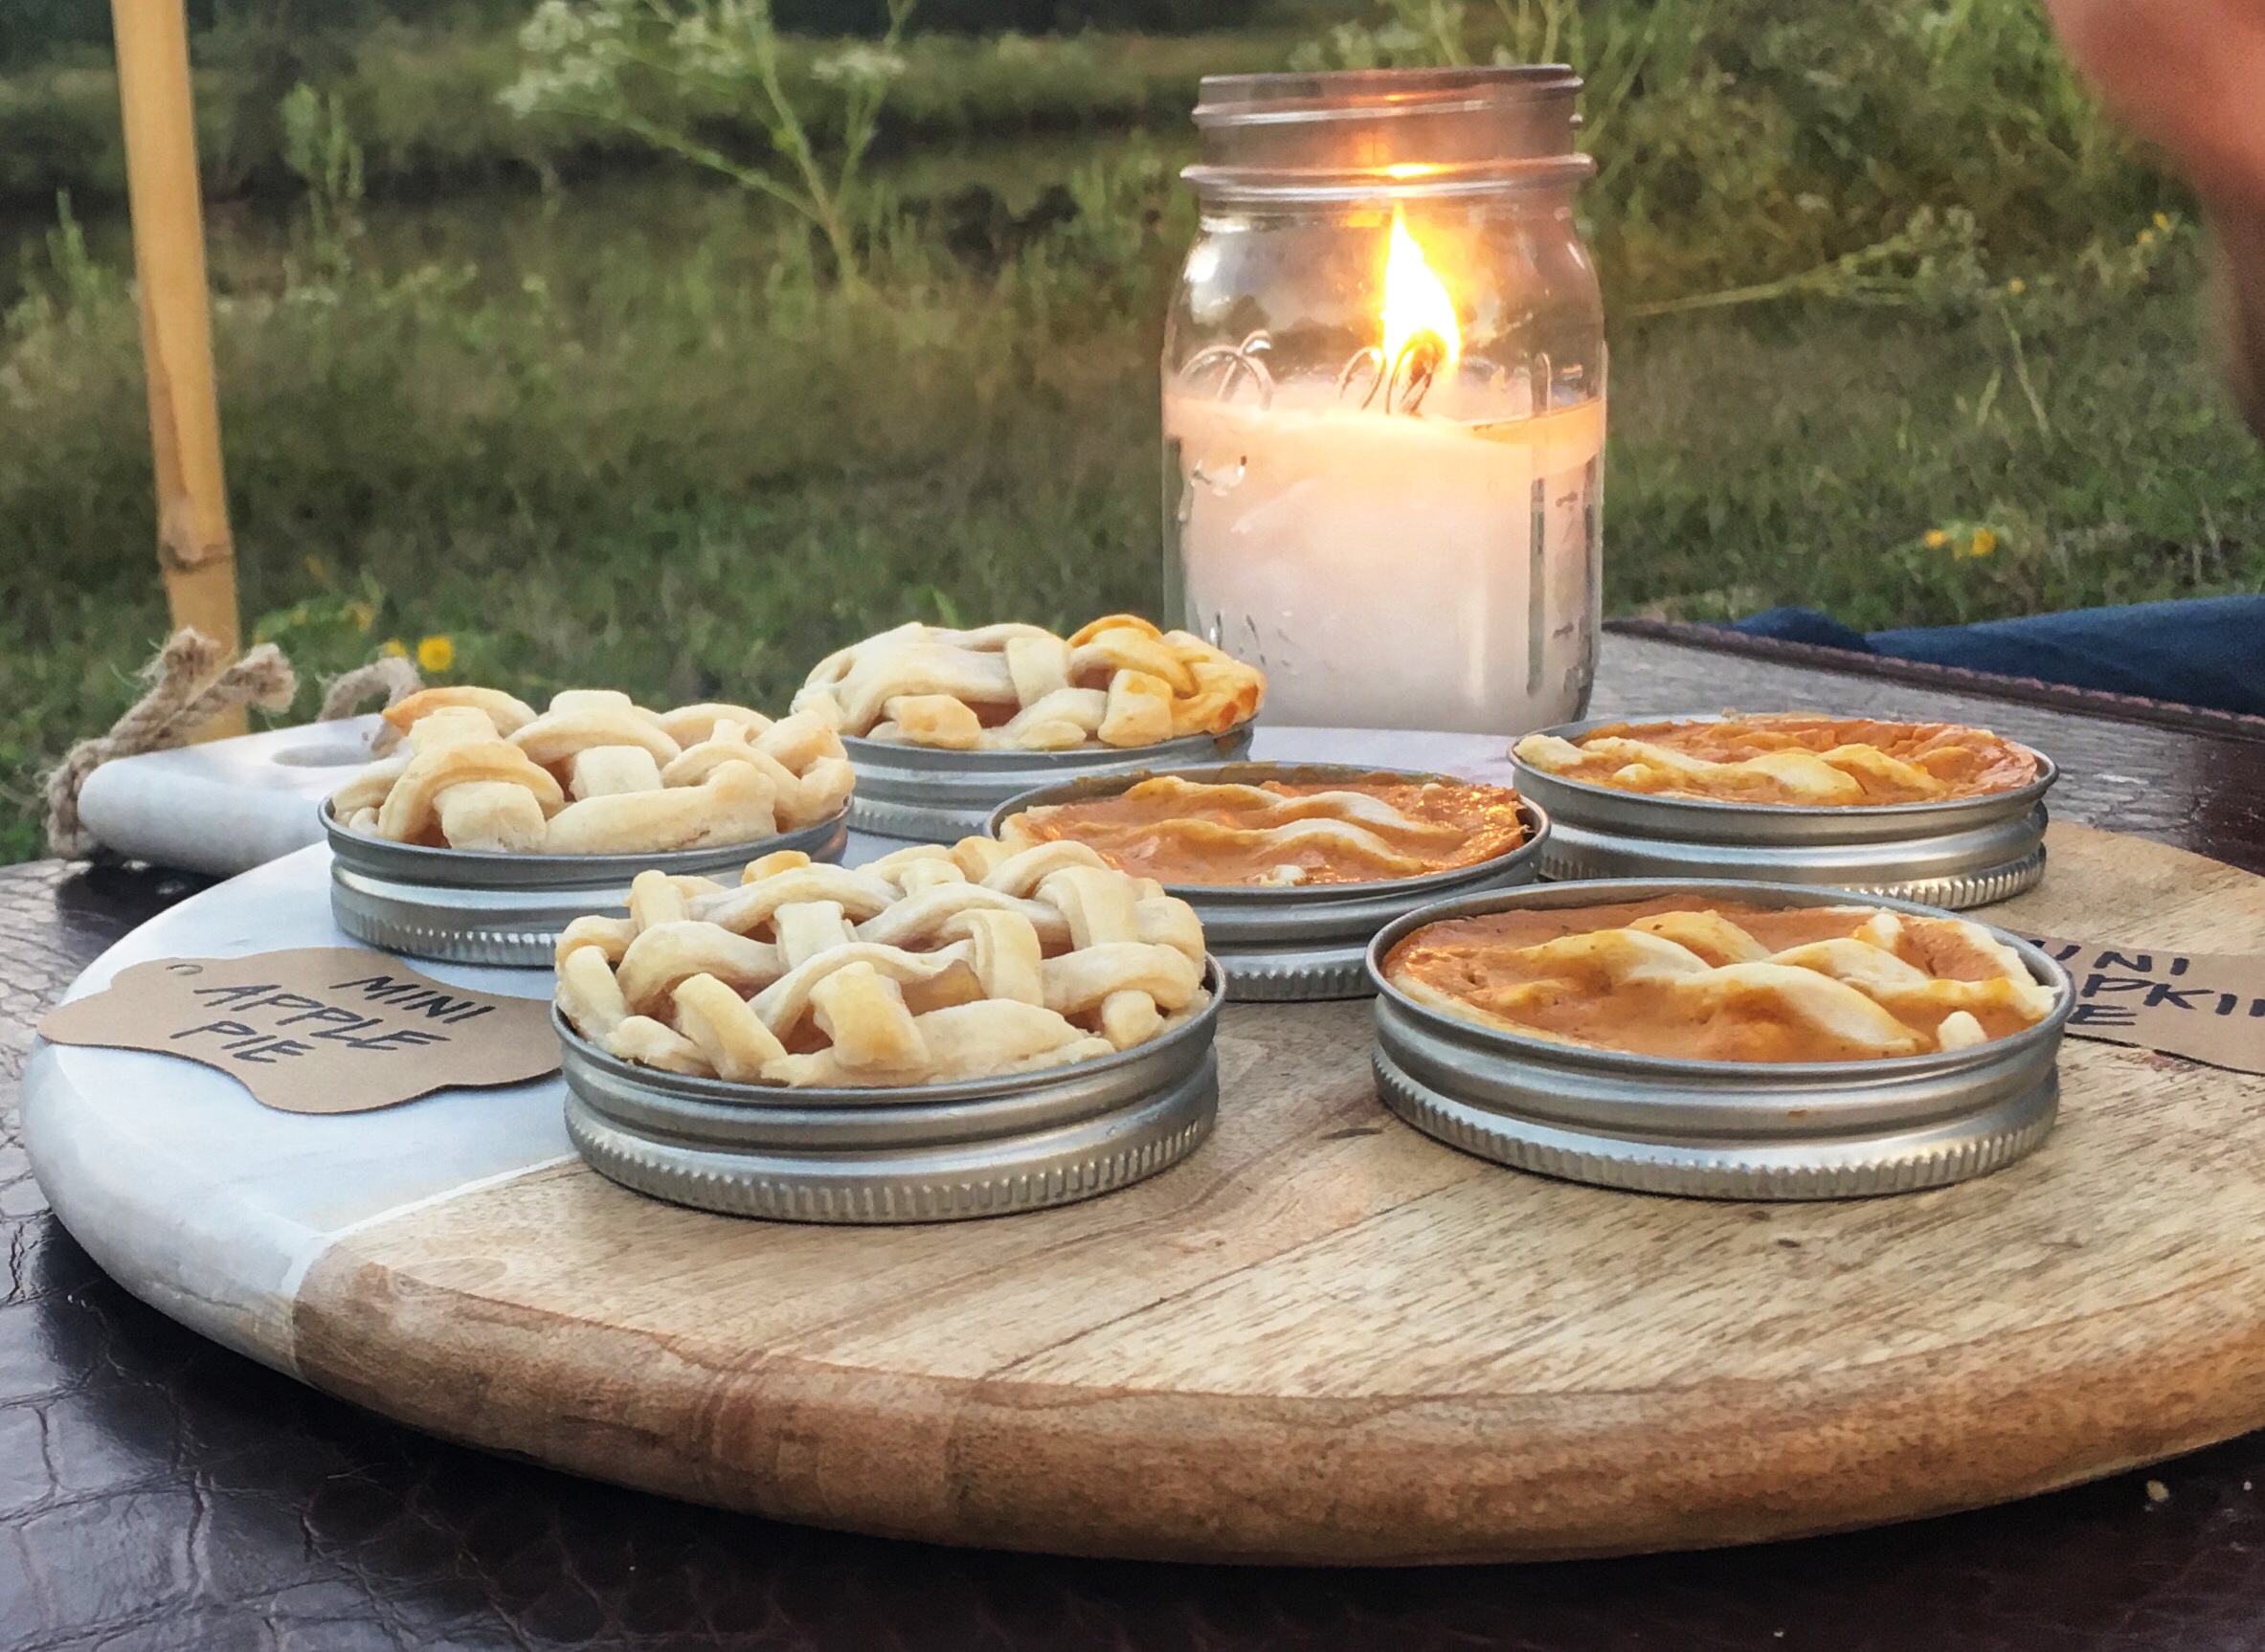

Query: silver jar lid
[
  {"left": 1186, "top": 67, "right": 1593, "bottom": 202},
  {"left": 843, "top": 725, "right": 1255, "bottom": 843},
  {"left": 559, "top": 962, "right": 1223, "bottom": 1223},
  {"left": 1511, "top": 715, "right": 2056, "bottom": 908},
  {"left": 325, "top": 802, "right": 850, "bottom": 968},
  {"left": 990, "top": 763, "right": 1549, "bottom": 1000},
  {"left": 1366, "top": 879, "right": 2074, "bottom": 1200}
]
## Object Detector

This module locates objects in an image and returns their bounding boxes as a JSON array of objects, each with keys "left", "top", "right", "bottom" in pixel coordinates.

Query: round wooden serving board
[{"left": 24, "top": 816, "right": 2265, "bottom": 1565}]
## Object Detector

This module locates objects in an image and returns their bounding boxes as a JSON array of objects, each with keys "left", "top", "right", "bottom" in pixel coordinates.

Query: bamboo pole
[{"left": 110, "top": 0, "right": 244, "bottom": 738}]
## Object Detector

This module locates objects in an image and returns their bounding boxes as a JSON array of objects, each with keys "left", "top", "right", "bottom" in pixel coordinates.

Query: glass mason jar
[{"left": 1164, "top": 68, "right": 1605, "bottom": 735}]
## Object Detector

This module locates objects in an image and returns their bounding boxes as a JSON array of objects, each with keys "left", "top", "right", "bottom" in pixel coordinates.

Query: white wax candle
[{"left": 1165, "top": 391, "right": 1607, "bottom": 734}]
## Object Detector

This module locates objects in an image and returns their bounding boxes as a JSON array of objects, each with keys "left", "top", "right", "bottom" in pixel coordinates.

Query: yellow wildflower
[
  {"left": 379, "top": 637, "right": 408, "bottom": 659},
  {"left": 1923, "top": 529, "right": 1950, "bottom": 549},
  {"left": 415, "top": 635, "right": 456, "bottom": 674},
  {"left": 2153, "top": 212, "right": 2172, "bottom": 232},
  {"left": 1966, "top": 528, "right": 1997, "bottom": 559},
  {"left": 346, "top": 600, "right": 375, "bottom": 634},
  {"left": 2006, "top": 278, "right": 2025, "bottom": 296},
  {"left": 2137, "top": 227, "right": 2157, "bottom": 249}
]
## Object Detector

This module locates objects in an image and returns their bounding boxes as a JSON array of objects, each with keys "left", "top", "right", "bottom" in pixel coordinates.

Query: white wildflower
[
  {"left": 812, "top": 44, "right": 908, "bottom": 88},
  {"left": 519, "top": 1, "right": 587, "bottom": 56}
]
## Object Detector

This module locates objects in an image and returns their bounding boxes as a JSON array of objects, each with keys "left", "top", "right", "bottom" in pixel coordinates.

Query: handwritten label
[
  {"left": 38, "top": 947, "right": 561, "bottom": 1113},
  {"left": 2020, "top": 934, "right": 2265, "bottom": 1078}
]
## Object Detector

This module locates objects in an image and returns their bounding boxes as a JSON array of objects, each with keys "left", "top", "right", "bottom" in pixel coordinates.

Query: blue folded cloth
[{"left": 1725, "top": 597, "right": 2265, "bottom": 717}]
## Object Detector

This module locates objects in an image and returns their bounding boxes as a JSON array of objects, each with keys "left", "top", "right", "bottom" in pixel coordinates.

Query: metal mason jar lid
[
  {"left": 1365, "top": 879, "right": 2074, "bottom": 1200},
  {"left": 1186, "top": 67, "right": 1593, "bottom": 201},
  {"left": 989, "top": 762, "right": 1549, "bottom": 1001},
  {"left": 325, "top": 802, "right": 850, "bottom": 968},
  {"left": 843, "top": 724, "right": 1256, "bottom": 843},
  {"left": 1510, "top": 714, "right": 2057, "bottom": 908},
  {"left": 558, "top": 961, "right": 1224, "bottom": 1223}
]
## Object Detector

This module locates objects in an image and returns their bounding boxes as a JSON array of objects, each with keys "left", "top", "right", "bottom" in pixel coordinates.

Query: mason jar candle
[{"left": 1164, "top": 67, "right": 1606, "bottom": 735}]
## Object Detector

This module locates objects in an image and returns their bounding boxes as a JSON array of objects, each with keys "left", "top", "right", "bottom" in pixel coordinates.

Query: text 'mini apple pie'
[
  {"left": 793, "top": 614, "right": 1265, "bottom": 752},
  {"left": 555, "top": 837, "right": 1210, "bottom": 1088},
  {"left": 329, "top": 686, "right": 855, "bottom": 855},
  {"left": 1514, "top": 715, "right": 2041, "bottom": 807}
]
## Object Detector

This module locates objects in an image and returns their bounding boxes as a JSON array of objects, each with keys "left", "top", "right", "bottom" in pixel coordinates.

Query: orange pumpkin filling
[
  {"left": 998, "top": 774, "right": 1528, "bottom": 887},
  {"left": 1384, "top": 897, "right": 2055, "bottom": 1062},
  {"left": 1514, "top": 715, "right": 2040, "bottom": 806}
]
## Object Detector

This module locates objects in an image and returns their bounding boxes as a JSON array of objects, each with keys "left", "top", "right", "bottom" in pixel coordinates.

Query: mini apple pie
[
  {"left": 1385, "top": 896, "right": 2056, "bottom": 1062},
  {"left": 1514, "top": 715, "right": 2041, "bottom": 806},
  {"left": 554, "top": 837, "right": 1210, "bottom": 1087},
  {"left": 330, "top": 687, "right": 856, "bottom": 854},
  {"left": 998, "top": 774, "right": 1529, "bottom": 887},
  {"left": 792, "top": 614, "right": 1265, "bottom": 751}
]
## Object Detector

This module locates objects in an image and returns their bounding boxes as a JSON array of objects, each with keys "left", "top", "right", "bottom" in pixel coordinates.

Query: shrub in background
[{"left": 0, "top": 2, "right": 2258, "bottom": 863}]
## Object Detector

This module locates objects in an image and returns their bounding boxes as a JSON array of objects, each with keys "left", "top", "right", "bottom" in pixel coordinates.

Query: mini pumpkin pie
[
  {"left": 330, "top": 687, "right": 855, "bottom": 854},
  {"left": 1384, "top": 896, "right": 2056, "bottom": 1062},
  {"left": 554, "top": 837, "right": 1210, "bottom": 1087},
  {"left": 1514, "top": 715, "right": 2040, "bottom": 806},
  {"left": 792, "top": 614, "right": 1265, "bottom": 751},
  {"left": 998, "top": 773, "right": 1529, "bottom": 887}
]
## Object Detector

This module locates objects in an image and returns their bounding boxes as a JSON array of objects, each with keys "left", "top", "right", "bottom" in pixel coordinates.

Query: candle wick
[
  {"left": 1334, "top": 337, "right": 1446, "bottom": 416},
  {"left": 1390, "top": 336, "right": 1446, "bottom": 415},
  {"left": 1336, "top": 346, "right": 1386, "bottom": 411}
]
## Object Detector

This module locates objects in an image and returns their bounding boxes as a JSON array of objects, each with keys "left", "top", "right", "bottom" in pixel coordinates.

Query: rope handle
[{"left": 41, "top": 629, "right": 424, "bottom": 859}]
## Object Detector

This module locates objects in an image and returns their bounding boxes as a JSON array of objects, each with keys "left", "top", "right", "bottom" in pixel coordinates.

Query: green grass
[
  {"left": 0, "top": 159, "right": 1183, "bottom": 859},
  {"left": 6, "top": 164, "right": 2258, "bottom": 864},
  {"left": 1609, "top": 275, "right": 2265, "bottom": 628},
  {"left": 0, "top": 22, "right": 1302, "bottom": 209}
]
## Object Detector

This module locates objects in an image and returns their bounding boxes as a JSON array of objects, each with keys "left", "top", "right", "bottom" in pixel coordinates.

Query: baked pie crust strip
[
  {"left": 557, "top": 837, "right": 1209, "bottom": 1088},
  {"left": 1393, "top": 906, "right": 2055, "bottom": 1058},
  {"left": 794, "top": 614, "right": 1264, "bottom": 751},
  {"left": 331, "top": 687, "right": 856, "bottom": 854}
]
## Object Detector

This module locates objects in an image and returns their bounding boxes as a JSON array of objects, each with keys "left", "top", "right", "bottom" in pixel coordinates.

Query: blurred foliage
[
  {"left": 0, "top": 18, "right": 1299, "bottom": 207},
  {"left": 0, "top": 0, "right": 1263, "bottom": 69},
  {"left": 0, "top": 128, "right": 1200, "bottom": 854},
  {"left": 502, "top": 0, "right": 919, "bottom": 282},
  {"left": 0, "top": 0, "right": 2184, "bottom": 316},
  {"left": 1291, "top": 0, "right": 2179, "bottom": 312},
  {"left": 1608, "top": 213, "right": 2264, "bottom": 629},
  {"left": 0, "top": 3, "right": 2260, "bottom": 859}
]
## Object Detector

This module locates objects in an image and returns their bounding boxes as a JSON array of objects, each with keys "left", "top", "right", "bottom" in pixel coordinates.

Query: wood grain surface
[{"left": 291, "top": 822, "right": 2265, "bottom": 1565}]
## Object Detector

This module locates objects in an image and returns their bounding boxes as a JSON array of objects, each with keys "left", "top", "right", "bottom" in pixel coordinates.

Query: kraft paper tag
[
  {"left": 38, "top": 947, "right": 561, "bottom": 1113},
  {"left": 2020, "top": 934, "right": 2265, "bottom": 1078}
]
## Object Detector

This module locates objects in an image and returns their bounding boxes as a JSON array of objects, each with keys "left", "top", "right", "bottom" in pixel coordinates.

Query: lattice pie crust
[
  {"left": 1514, "top": 715, "right": 2041, "bottom": 806},
  {"left": 998, "top": 774, "right": 1529, "bottom": 887},
  {"left": 1386, "top": 900, "right": 2056, "bottom": 1062},
  {"left": 330, "top": 687, "right": 854, "bottom": 854},
  {"left": 555, "top": 838, "right": 1210, "bottom": 1087},
  {"left": 793, "top": 614, "right": 1265, "bottom": 750}
]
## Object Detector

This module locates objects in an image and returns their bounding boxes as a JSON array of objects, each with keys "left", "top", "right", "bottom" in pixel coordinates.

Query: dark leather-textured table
[{"left": 7, "top": 630, "right": 2265, "bottom": 1652}]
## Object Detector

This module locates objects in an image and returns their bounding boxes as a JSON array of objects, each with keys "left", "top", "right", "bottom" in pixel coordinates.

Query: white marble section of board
[
  {"left": 20, "top": 843, "right": 570, "bottom": 1377},
  {"left": 76, "top": 715, "right": 384, "bottom": 877}
]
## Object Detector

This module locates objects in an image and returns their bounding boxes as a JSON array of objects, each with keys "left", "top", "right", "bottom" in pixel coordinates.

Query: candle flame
[{"left": 1379, "top": 208, "right": 1461, "bottom": 376}]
